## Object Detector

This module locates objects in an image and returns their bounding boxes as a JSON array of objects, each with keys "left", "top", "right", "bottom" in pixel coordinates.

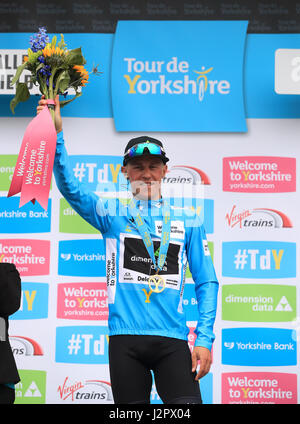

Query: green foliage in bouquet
[{"left": 10, "top": 27, "right": 90, "bottom": 117}]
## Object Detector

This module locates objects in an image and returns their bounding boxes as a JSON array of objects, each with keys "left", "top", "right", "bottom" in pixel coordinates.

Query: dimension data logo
[
  {"left": 55, "top": 326, "right": 109, "bottom": 364},
  {"left": 58, "top": 239, "right": 106, "bottom": 277},
  {"left": 222, "top": 284, "right": 296, "bottom": 322},
  {"left": 222, "top": 328, "right": 297, "bottom": 366},
  {"left": 15, "top": 370, "right": 46, "bottom": 404},
  {"left": 59, "top": 198, "right": 99, "bottom": 234},
  {"left": 112, "top": 21, "right": 248, "bottom": 132},
  {"left": 222, "top": 241, "right": 296, "bottom": 278}
]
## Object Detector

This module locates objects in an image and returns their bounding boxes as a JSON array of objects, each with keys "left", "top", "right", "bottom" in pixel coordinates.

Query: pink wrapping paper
[{"left": 8, "top": 100, "right": 57, "bottom": 210}]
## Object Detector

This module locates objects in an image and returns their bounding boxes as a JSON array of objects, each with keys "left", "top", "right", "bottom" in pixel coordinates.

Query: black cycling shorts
[{"left": 108, "top": 335, "right": 202, "bottom": 404}]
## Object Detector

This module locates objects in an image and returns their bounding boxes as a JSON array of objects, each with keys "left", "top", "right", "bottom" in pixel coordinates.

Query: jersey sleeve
[
  {"left": 54, "top": 131, "right": 113, "bottom": 234},
  {"left": 185, "top": 213, "right": 219, "bottom": 351}
]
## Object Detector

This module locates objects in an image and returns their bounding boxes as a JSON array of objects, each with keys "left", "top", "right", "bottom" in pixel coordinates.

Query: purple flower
[
  {"left": 38, "top": 64, "right": 52, "bottom": 78},
  {"left": 29, "top": 27, "right": 49, "bottom": 52}
]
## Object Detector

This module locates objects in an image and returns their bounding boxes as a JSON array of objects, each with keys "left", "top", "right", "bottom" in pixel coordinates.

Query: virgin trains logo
[
  {"left": 225, "top": 206, "right": 292, "bottom": 229},
  {"left": 163, "top": 165, "right": 211, "bottom": 185},
  {"left": 10, "top": 336, "right": 43, "bottom": 356},
  {"left": 58, "top": 377, "right": 113, "bottom": 402}
]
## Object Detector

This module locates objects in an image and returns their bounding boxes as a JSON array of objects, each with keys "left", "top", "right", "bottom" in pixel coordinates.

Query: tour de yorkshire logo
[{"left": 123, "top": 58, "right": 228, "bottom": 102}]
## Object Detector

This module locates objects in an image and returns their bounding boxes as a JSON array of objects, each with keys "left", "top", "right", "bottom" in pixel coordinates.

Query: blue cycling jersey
[{"left": 54, "top": 131, "right": 219, "bottom": 350}]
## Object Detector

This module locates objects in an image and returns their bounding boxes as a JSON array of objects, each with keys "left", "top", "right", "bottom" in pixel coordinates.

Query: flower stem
[{"left": 48, "top": 67, "right": 57, "bottom": 99}]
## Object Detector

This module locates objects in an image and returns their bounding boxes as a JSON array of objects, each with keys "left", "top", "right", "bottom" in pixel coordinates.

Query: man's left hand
[{"left": 191, "top": 346, "right": 212, "bottom": 381}]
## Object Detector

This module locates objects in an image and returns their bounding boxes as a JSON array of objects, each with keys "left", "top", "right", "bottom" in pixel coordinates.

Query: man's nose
[{"left": 142, "top": 167, "right": 152, "bottom": 179}]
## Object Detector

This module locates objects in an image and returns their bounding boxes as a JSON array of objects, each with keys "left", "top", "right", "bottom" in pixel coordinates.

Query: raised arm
[{"left": 37, "top": 96, "right": 112, "bottom": 234}]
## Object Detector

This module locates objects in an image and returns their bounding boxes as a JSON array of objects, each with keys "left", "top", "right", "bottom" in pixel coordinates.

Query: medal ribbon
[{"left": 128, "top": 198, "right": 171, "bottom": 275}]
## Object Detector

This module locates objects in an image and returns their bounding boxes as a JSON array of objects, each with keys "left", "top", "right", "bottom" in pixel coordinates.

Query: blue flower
[{"left": 29, "top": 27, "right": 49, "bottom": 52}]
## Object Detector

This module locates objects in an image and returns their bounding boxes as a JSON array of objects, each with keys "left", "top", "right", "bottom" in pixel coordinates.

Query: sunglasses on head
[{"left": 125, "top": 142, "right": 166, "bottom": 159}]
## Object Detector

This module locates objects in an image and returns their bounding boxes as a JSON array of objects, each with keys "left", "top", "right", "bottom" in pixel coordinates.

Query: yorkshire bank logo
[
  {"left": 0, "top": 197, "right": 51, "bottom": 233},
  {"left": 225, "top": 205, "right": 292, "bottom": 229},
  {"left": 58, "top": 239, "right": 106, "bottom": 277},
  {"left": 58, "top": 377, "right": 113, "bottom": 403},
  {"left": 222, "top": 328, "right": 297, "bottom": 366},
  {"left": 57, "top": 282, "right": 109, "bottom": 320},
  {"left": 112, "top": 21, "right": 248, "bottom": 132},
  {"left": 0, "top": 239, "right": 50, "bottom": 276},
  {"left": 10, "top": 336, "right": 43, "bottom": 356},
  {"left": 183, "top": 283, "right": 199, "bottom": 322},
  {"left": 223, "top": 156, "right": 296, "bottom": 193},
  {"left": 222, "top": 372, "right": 297, "bottom": 404}
]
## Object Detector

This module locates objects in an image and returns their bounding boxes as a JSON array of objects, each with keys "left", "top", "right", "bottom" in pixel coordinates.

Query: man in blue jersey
[{"left": 37, "top": 96, "right": 219, "bottom": 404}]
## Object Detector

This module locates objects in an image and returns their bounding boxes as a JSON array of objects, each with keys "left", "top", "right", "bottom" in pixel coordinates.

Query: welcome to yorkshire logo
[{"left": 123, "top": 57, "right": 230, "bottom": 102}]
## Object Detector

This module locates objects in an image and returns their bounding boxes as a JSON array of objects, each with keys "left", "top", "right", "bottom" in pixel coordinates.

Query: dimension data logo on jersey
[
  {"left": 68, "top": 155, "right": 125, "bottom": 192},
  {"left": 111, "top": 21, "right": 248, "bottom": 132},
  {"left": 225, "top": 205, "right": 293, "bottom": 230},
  {"left": 0, "top": 197, "right": 51, "bottom": 233},
  {"left": 223, "top": 156, "right": 296, "bottom": 193},
  {"left": 222, "top": 241, "right": 296, "bottom": 278},
  {"left": 58, "top": 239, "right": 106, "bottom": 277},
  {"left": 222, "top": 372, "right": 297, "bottom": 404},
  {"left": 0, "top": 239, "right": 50, "bottom": 276},
  {"left": 10, "top": 283, "right": 49, "bottom": 320},
  {"left": 222, "top": 328, "right": 297, "bottom": 366},
  {"left": 222, "top": 284, "right": 296, "bottom": 322},
  {"left": 57, "top": 282, "right": 108, "bottom": 321},
  {"left": 55, "top": 326, "right": 109, "bottom": 364}
]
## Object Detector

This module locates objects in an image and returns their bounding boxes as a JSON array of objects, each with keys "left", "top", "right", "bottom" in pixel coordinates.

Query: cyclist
[{"left": 37, "top": 96, "right": 218, "bottom": 404}]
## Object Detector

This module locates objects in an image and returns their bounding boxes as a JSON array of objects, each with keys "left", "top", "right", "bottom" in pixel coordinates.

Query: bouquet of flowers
[
  {"left": 8, "top": 27, "right": 92, "bottom": 210},
  {"left": 10, "top": 27, "right": 89, "bottom": 120}
]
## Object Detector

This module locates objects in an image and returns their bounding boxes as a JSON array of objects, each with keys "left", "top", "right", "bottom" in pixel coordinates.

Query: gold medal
[{"left": 148, "top": 272, "right": 166, "bottom": 293}]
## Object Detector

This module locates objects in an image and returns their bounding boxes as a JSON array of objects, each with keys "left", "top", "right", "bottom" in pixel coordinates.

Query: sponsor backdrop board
[{"left": 0, "top": 20, "right": 300, "bottom": 405}]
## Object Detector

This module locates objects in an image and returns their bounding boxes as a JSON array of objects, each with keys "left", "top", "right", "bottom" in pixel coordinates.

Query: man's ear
[
  {"left": 121, "top": 165, "right": 128, "bottom": 180},
  {"left": 162, "top": 164, "right": 168, "bottom": 178}
]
